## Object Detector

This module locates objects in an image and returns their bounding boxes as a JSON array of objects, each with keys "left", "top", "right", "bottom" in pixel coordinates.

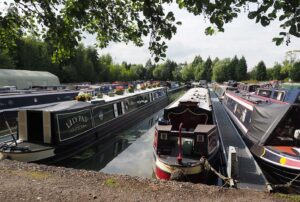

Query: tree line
[{"left": 0, "top": 37, "right": 299, "bottom": 83}]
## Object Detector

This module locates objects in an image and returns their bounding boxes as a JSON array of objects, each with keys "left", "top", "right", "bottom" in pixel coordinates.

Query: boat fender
[
  {"left": 170, "top": 169, "right": 187, "bottom": 182},
  {"left": 0, "top": 153, "right": 7, "bottom": 160}
]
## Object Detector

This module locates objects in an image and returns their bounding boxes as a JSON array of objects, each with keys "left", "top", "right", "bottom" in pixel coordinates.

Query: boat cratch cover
[{"left": 246, "top": 103, "right": 290, "bottom": 145}]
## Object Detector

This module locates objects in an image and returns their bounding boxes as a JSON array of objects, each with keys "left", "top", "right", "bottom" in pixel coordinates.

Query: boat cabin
[{"left": 154, "top": 88, "right": 218, "bottom": 158}]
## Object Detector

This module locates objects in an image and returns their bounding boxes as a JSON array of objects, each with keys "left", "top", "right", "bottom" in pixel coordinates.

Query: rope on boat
[
  {"left": 169, "top": 157, "right": 236, "bottom": 187},
  {"left": 200, "top": 157, "right": 236, "bottom": 187},
  {"left": 271, "top": 172, "right": 300, "bottom": 190}
]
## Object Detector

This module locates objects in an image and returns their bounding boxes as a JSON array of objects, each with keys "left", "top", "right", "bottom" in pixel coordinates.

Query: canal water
[
  {"left": 55, "top": 90, "right": 185, "bottom": 178},
  {"left": 55, "top": 110, "right": 162, "bottom": 178}
]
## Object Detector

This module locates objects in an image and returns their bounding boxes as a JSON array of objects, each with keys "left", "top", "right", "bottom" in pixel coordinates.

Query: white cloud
[{"left": 82, "top": 4, "right": 300, "bottom": 69}]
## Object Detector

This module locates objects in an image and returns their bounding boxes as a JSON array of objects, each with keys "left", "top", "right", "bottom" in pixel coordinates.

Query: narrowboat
[
  {"left": 222, "top": 88, "right": 300, "bottom": 192},
  {"left": 153, "top": 88, "right": 219, "bottom": 183},
  {"left": 0, "top": 88, "right": 83, "bottom": 138},
  {"left": 0, "top": 87, "right": 168, "bottom": 163},
  {"left": 213, "top": 84, "right": 237, "bottom": 100}
]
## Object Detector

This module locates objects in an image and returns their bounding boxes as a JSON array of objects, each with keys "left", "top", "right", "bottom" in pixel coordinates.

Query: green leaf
[
  {"left": 279, "top": 15, "right": 286, "bottom": 21},
  {"left": 248, "top": 11, "right": 257, "bottom": 19},
  {"left": 260, "top": 16, "right": 270, "bottom": 27},
  {"left": 205, "top": 27, "right": 215, "bottom": 35},
  {"left": 272, "top": 37, "right": 284, "bottom": 46}
]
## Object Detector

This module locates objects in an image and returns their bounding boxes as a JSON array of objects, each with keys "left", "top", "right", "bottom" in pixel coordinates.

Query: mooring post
[{"left": 227, "top": 146, "right": 238, "bottom": 187}]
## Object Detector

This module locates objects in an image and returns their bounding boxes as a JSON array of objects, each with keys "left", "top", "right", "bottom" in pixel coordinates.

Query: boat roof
[
  {"left": 167, "top": 87, "right": 211, "bottom": 111},
  {"left": 12, "top": 87, "right": 165, "bottom": 112},
  {"left": 247, "top": 103, "right": 291, "bottom": 145}
]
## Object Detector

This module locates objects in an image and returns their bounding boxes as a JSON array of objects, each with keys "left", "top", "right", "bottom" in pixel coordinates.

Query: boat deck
[{"left": 210, "top": 90, "right": 269, "bottom": 191}]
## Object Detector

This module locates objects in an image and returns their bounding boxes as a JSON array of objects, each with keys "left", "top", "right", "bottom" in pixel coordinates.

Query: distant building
[{"left": 0, "top": 69, "right": 60, "bottom": 89}]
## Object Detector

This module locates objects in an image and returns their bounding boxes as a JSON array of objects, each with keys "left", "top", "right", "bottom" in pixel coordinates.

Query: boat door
[{"left": 27, "top": 111, "right": 44, "bottom": 142}]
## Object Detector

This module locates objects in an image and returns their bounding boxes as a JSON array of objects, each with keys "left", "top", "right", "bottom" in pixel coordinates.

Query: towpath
[{"left": 0, "top": 160, "right": 291, "bottom": 202}]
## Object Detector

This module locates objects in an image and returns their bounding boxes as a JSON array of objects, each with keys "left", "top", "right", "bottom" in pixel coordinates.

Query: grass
[
  {"left": 25, "top": 171, "right": 51, "bottom": 180},
  {"left": 0, "top": 169, "right": 51, "bottom": 181},
  {"left": 274, "top": 193, "right": 300, "bottom": 202},
  {"left": 104, "top": 178, "right": 118, "bottom": 187}
]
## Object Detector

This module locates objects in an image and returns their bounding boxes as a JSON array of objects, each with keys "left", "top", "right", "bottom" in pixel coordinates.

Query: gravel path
[{"left": 0, "top": 160, "right": 288, "bottom": 202}]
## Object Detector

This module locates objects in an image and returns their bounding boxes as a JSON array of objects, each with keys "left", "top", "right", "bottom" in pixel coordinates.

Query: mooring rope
[
  {"left": 200, "top": 157, "right": 236, "bottom": 186},
  {"left": 272, "top": 172, "right": 300, "bottom": 189}
]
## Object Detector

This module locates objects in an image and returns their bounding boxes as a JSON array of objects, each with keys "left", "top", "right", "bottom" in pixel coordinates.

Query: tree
[
  {"left": 255, "top": 61, "right": 267, "bottom": 81},
  {"left": 0, "top": 50, "right": 15, "bottom": 69},
  {"left": 272, "top": 63, "right": 283, "bottom": 80},
  {"left": 212, "top": 59, "right": 231, "bottom": 82},
  {"left": 227, "top": 56, "right": 238, "bottom": 80},
  {"left": 203, "top": 57, "right": 213, "bottom": 81},
  {"left": 1, "top": 0, "right": 298, "bottom": 63},
  {"left": 145, "top": 59, "right": 155, "bottom": 80},
  {"left": 235, "top": 56, "right": 248, "bottom": 81},
  {"left": 181, "top": 64, "right": 195, "bottom": 81},
  {"left": 153, "top": 59, "right": 177, "bottom": 80},
  {"left": 289, "top": 62, "right": 300, "bottom": 82}
]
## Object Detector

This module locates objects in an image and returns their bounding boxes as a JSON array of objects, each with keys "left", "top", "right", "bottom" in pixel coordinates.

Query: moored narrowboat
[
  {"left": 153, "top": 88, "right": 219, "bottom": 183},
  {"left": 222, "top": 89, "right": 300, "bottom": 192},
  {"left": 0, "top": 87, "right": 168, "bottom": 163}
]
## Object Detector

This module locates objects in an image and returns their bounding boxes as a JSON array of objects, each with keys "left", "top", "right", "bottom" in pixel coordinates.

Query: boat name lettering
[{"left": 65, "top": 115, "right": 89, "bottom": 129}]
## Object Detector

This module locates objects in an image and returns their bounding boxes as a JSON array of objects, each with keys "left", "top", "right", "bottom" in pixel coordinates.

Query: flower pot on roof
[
  {"left": 96, "top": 93, "right": 103, "bottom": 98},
  {"left": 128, "top": 86, "right": 135, "bottom": 93},
  {"left": 140, "top": 84, "right": 146, "bottom": 90},
  {"left": 115, "top": 88, "right": 124, "bottom": 95},
  {"left": 75, "top": 93, "right": 92, "bottom": 101}
]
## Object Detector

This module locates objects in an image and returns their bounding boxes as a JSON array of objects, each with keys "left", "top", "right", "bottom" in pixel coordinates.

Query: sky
[{"left": 83, "top": 4, "right": 300, "bottom": 70}]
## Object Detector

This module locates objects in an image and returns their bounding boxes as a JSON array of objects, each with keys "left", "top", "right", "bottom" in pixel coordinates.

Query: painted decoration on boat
[{"left": 56, "top": 109, "right": 93, "bottom": 141}]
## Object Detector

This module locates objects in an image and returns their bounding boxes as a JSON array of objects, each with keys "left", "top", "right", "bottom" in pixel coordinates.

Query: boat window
[
  {"left": 234, "top": 104, "right": 238, "bottom": 113},
  {"left": 273, "top": 91, "right": 285, "bottom": 101},
  {"left": 257, "top": 89, "right": 272, "bottom": 98},
  {"left": 160, "top": 133, "right": 168, "bottom": 140},
  {"left": 93, "top": 104, "right": 115, "bottom": 127},
  {"left": 268, "top": 106, "right": 300, "bottom": 146},
  {"left": 124, "top": 94, "right": 150, "bottom": 111},
  {"left": 234, "top": 104, "right": 244, "bottom": 121},
  {"left": 226, "top": 97, "right": 236, "bottom": 112},
  {"left": 243, "top": 110, "right": 252, "bottom": 128},
  {"left": 241, "top": 109, "right": 247, "bottom": 122},
  {"left": 153, "top": 90, "right": 165, "bottom": 100},
  {"left": 197, "top": 135, "right": 204, "bottom": 142}
]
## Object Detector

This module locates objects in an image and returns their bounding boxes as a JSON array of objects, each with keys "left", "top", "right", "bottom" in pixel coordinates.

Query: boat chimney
[{"left": 177, "top": 123, "right": 183, "bottom": 164}]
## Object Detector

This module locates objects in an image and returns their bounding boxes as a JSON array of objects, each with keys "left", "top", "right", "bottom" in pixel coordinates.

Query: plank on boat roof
[
  {"left": 156, "top": 125, "right": 172, "bottom": 131},
  {"left": 210, "top": 90, "right": 269, "bottom": 191},
  {"left": 194, "top": 124, "right": 216, "bottom": 133}
]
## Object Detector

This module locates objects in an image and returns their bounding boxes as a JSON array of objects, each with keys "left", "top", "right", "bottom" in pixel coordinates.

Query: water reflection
[{"left": 55, "top": 110, "right": 162, "bottom": 175}]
